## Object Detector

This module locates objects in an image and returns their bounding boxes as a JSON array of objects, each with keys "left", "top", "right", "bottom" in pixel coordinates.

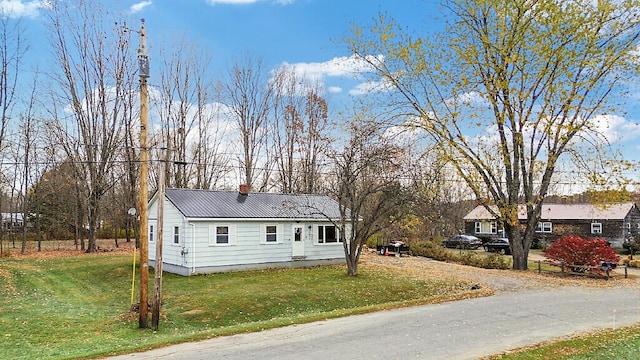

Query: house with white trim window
[
  {"left": 463, "top": 203, "right": 640, "bottom": 248},
  {"left": 148, "top": 186, "right": 347, "bottom": 276}
]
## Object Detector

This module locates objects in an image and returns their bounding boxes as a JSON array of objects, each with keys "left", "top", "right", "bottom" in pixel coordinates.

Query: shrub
[
  {"left": 410, "top": 239, "right": 509, "bottom": 269},
  {"left": 410, "top": 240, "right": 452, "bottom": 262},
  {"left": 481, "top": 253, "right": 511, "bottom": 270},
  {"left": 543, "top": 235, "right": 619, "bottom": 273}
]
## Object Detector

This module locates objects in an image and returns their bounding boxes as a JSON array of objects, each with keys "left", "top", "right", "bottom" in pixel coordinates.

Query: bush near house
[
  {"left": 542, "top": 235, "right": 619, "bottom": 273},
  {"left": 410, "top": 239, "right": 510, "bottom": 270}
]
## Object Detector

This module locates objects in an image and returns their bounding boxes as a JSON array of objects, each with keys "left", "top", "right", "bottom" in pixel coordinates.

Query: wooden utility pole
[
  {"left": 151, "top": 148, "right": 166, "bottom": 330},
  {"left": 137, "top": 20, "right": 150, "bottom": 329}
]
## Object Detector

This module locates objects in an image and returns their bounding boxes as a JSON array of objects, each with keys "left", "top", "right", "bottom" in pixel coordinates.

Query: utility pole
[
  {"left": 137, "top": 19, "right": 150, "bottom": 329},
  {"left": 151, "top": 147, "right": 166, "bottom": 330}
]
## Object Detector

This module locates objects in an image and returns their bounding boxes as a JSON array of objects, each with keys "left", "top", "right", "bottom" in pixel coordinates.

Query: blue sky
[
  {"left": 3, "top": 0, "right": 640, "bottom": 178},
  {"left": 5, "top": 0, "right": 444, "bottom": 119}
]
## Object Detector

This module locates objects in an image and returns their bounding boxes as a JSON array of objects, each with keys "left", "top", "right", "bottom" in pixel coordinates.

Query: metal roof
[
  {"left": 163, "top": 188, "right": 343, "bottom": 219},
  {"left": 464, "top": 203, "right": 637, "bottom": 221}
]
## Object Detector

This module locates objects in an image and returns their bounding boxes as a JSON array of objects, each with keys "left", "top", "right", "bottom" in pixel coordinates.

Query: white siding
[
  {"left": 148, "top": 197, "right": 190, "bottom": 267},
  {"left": 148, "top": 194, "right": 344, "bottom": 273}
]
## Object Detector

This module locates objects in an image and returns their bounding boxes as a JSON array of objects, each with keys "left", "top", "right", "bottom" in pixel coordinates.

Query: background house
[
  {"left": 148, "top": 187, "right": 347, "bottom": 276},
  {"left": 463, "top": 203, "right": 640, "bottom": 248},
  {"left": 1, "top": 213, "right": 24, "bottom": 232}
]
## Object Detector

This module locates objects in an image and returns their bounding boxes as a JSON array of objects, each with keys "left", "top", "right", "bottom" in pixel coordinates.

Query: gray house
[
  {"left": 464, "top": 203, "right": 640, "bottom": 247},
  {"left": 148, "top": 187, "right": 347, "bottom": 276}
]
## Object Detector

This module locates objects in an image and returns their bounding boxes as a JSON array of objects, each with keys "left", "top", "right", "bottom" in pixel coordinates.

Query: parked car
[
  {"left": 442, "top": 235, "right": 482, "bottom": 249},
  {"left": 483, "top": 237, "right": 511, "bottom": 255}
]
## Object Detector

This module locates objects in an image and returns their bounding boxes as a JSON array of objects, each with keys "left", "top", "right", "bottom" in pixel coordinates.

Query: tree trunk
[
  {"left": 508, "top": 226, "right": 529, "bottom": 270},
  {"left": 86, "top": 193, "right": 99, "bottom": 253}
]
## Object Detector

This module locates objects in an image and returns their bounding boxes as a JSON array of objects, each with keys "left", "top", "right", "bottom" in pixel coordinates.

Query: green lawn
[
  {"left": 0, "top": 254, "right": 475, "bottom": 359},
  {"left": 485, "top": 324, "right": 640, "bottom": 359}
]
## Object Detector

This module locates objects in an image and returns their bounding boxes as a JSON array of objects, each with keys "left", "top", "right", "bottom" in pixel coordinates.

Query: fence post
[{"left": 538, "top": 260, "right": 541, "bottom": 274}]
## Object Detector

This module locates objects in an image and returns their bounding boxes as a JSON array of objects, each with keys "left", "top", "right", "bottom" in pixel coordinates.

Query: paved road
[{"left": 107, "top": 286, "right": 640, "bottom": 360}]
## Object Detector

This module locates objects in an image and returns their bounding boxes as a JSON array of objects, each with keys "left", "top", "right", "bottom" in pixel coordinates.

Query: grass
[
  {"left": 0, "top": 251, "right": 477, "bottom": 360},
  {"left": 484, "top": 324, "right": 640, "bottom": 359}
]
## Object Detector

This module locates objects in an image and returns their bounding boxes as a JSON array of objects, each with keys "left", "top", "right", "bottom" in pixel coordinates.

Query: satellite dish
[{"left": 128, "top": 207, "right": 137, "bottom": 216}]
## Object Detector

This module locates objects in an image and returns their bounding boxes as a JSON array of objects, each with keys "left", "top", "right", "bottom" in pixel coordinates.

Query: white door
[{"left": 292, "top": 225, "right": 305, "bottom": 257}]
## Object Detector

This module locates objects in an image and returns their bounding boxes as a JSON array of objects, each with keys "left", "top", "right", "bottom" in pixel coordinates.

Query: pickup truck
[{"left": 376, "top": 240, "right": 410, "bottom": 257}]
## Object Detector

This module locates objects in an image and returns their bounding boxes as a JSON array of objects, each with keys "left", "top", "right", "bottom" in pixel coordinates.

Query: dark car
[
  {"left": 442, "top": 235, "right": 482, "bottom": 249},
  {"left": 483, "top": 237, "right": 511, "bottom": 255}
]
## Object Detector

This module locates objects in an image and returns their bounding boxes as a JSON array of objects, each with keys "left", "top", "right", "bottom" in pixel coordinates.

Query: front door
[{"left": 292, "top": 225, "right": 305, "bottom": 258}]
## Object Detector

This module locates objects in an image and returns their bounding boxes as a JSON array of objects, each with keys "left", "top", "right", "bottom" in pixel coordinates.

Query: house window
[
  {"left": 591, "top": 222, "right": 603, "bottom": 235},
  {"left": 475, "top": 221, "right": 497, "bottom": 234},
  {"left": 265, "top": 225, "right": 277, "bottom": 243},
  {"left": 173, "top": 226, "right": 180, "bottom": 244},
  {"left": 535, "top": 222, "right": 552, "bottom": 233},
  {"left": 149, "top": 225, "right": 154, "bottom": 243},
  {"left": 209, "top": 225, "right": 236, "bottom": 246},
  {"left": 318, "top": 225, "right": 339, "bottom": 243},
  {"left": 216, "top": 226, "right": 229, "bottom": 244}
]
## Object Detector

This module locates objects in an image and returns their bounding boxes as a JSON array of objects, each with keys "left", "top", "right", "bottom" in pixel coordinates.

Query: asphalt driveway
[{"left": 106, "top": 285, "right": 640, "bottom": 360}]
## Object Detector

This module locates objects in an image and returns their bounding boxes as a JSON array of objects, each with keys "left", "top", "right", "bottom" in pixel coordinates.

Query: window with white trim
[
  {"left": 209, "top": 225, "right": 236, "bottom": 246},
  {"left": 591, "top": 222, "right": 603, "bottom": 234},
  {"left": 265, "top": 225, "right": 277, "bottom": 243},
  {"left": 217, "top": 226, "right": 229, "bottom": 244},
  {"left": 535, "top": 222, "right": 552, "bottom": 233},
  {"left": 173, "top": 226, "right": 180, "bottom": 244},
  {"left": 149, "top": 225, "right": 154, "bottom": 243},
  {"left": 259, "top": 224, "right": 282, "bottom": 244},
  {"left": 474, "top": 221, "right": 497, "bottom": 234},
  {"left": 317, "top": 225, "right": 339, "bottom": 243}
]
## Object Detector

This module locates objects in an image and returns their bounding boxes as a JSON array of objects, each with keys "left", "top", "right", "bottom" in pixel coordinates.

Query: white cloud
[
  {"left": 349, "top": 77, "right": 393, "bottom": 95},
  {"left": 0, "top": 0, "right": 49, "bottom": 18},
  {"left": 130, "top": 1, "right": 152, "bottom": 14},
  {"left": 282, "top": 54, "right": 381, "bottom": 82},
  {"left": 278, "top": 54, "right": 383, "bottom": 95},
  {"left": 206, "top": 0, "right": 260, "bottom": 4},
  {"left": 591, "top": 113, "right": 640, "bottom": 144}
]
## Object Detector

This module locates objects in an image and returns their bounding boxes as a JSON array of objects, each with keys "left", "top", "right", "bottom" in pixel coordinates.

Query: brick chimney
[{"left": 239, "top": 184, "right": 249, "bottom": 196}]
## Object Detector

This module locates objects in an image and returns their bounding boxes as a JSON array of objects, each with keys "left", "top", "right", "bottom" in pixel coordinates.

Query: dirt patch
[{"left": 361, "top": 251, "right": 640, "bottom": 293}]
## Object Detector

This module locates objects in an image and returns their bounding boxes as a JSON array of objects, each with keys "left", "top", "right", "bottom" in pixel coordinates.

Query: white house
[{"left": 148, "top": 187, "right": 348, "bottom": 276}]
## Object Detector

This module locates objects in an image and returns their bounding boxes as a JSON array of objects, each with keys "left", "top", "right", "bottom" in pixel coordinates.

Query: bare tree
[
  {"left": 222, "top": 56, "right": 275, "bottom": 191},
  {"left": 326, "top": 114, "right": 407, "bottom": 276},
  {"left": 45, "top": 0, "right": 136, "bottom": 252},
  {"left": 270, "top": 66, "right": 303, "bottom": 193},
  {"left": 300, "top": 90, "right": 331, "bottom": 194},
  {"left": 189, "top": 99, "right": 231, "bottom": 189},
  {"left": 270, "top": 66, "right": 331, "bottom": 194},
  {"left": 17, "top": 74, "right": 45, "bottom": 253},
  {"left": 347, "top": 0, "right": 640, "bottom": 269},
  {"left": 0, "top": 15, "right": 27, "bottom": 251},
  {"left": 158, "top": 38, "right": 204, "bottom": 187}
]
